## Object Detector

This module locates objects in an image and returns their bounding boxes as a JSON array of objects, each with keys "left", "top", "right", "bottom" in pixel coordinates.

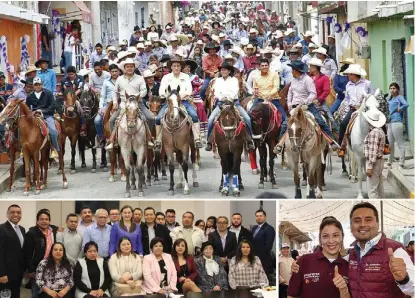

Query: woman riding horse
[{"left": 156, "top": 57, "right": 203, "bottom": 150}]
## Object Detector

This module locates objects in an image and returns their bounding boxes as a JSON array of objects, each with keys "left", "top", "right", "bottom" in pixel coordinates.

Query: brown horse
[
  {"left": 148, "top": 96, "right": 167, "bottom": 183},
  {"left": 0, "top": 99, "right": 68, "bottom": 195},
  {"left": 103, "top": 101, "right": 126, "bottom": 182},
  {"left": 213, "top": 100, "right": 247, "bottom": 196},
  {"left": 60, "top": 89, "right": 80, "bottom": 174},
  {"left": 162, "top": 86, "right": 198, "bottom": 196}
]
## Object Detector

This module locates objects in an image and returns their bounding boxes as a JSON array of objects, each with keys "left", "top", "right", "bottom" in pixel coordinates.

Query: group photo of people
[{"left": 0, "top": 200, "right": 277, "bottom": 298}]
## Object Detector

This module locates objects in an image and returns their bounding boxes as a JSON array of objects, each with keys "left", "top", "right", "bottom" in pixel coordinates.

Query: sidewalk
[
  {"left": 386, "top": 141, "right": 414, "bottom": 198},
  {"left": 0, "top": 156, "right": 24, "bottom": 194}
]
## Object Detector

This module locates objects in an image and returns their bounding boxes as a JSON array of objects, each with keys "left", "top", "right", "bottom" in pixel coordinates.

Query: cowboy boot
[
  {"left": 245, "top": 131, "right": 255, "bottom": 152},
  {"left": 337, "top": 137, "right": 347, "bottom": 157},
  {"left": 105, "top": 129, "right": 118, "bottom": 151},
  {"left": 192, "top": 122, "right": 203, "bottom": 149},
  {"left": 321, "top": 131, "right": 340, "bottom": 151},
  {"left": 144, "top": 122, "right": 155, "bottom": 149},
  {"left": 155, "top": 125, "right": 162, "bottom": 152},
  {"left": 274, "top": 132, "right": 287, "bottom": 154}
]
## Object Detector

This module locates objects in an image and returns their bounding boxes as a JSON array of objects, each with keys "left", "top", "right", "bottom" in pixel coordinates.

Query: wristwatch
[{"left": 396, "top": 274, "right": 409, "bottom": 285}]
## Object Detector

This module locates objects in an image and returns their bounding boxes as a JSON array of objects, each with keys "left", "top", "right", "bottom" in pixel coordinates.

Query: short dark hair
[
  {"left": 156, "top": 212, "right": 165, "bottom": 218},
  {"left": 350, "top": 202, "right": 379, "bottom": 222},
  {"left": 232, "top": 213, "right": 242, "bottom": 217},
  {"left": 109, "top": 208, "right": 119, "bottom": 214},
  {"left": 255, "top": 209, "right": 266, "bottom": 216},
  {"left": 37, "top": 210, "right": 51, "bottom": 221},
  {"left": 80, "top": 206, "right": 91, "bottom": 213},
  {"left": 109, "top": 64, "right": 119, "bottom": 71},
  {"left": 84, "top": 241, "right": 98, "bottom": 254},
  {"left": 95, "top": 43, "right": 103, "bottom": 48},
  {"left": 7, "top": 204, "right": 21, "bottom": 212},
  {"left": 93, "top": 61, "right": 102, "bottom": 68},
  {"left": 259, "top": 58, "right": 269, "bottom": 65},
  {"left": 67, "top": 66, "right": 77, "bottom": 74},
  {"left": 66, "top": 213, "right": 78, "bottom": 221},
  {"left": 183, "top": 211, "right": 194, "bottom": 219},
  {"left": 165, "top": 209, "right": 176, "bottom": 215},
  {"left": 144, "top": 207, "right": 156, "bottom": 214},
  {"left": 150, "top": 237, "right": 164, "bottom": 250},
  {"left": 407, "top": 240, "right": 414, "bottom": 247}
]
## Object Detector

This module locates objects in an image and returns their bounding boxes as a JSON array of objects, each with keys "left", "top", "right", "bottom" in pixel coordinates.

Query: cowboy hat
[
  {"left": 223, "top": 54, "right": 237, "bottom": 64},
  {"left": 165, "top": 24, "right": 172, "bottom": 29},
  {"left": 245, "top": 43, "right": 255, "bottom": 50},
  {"left": 117, "top": 51, "right": 130, "bottom": 62},
  {"left": 77, "top": 68, "right": 93, "bottom": 77},
  {"left": 327, "top": 34, "right": 335, "bottom": 40},
  {"left": 147, "top": 64, "right": 161, "bottom": 73},
  {"left": 204, "top": 42, "right": 220, "bottom": 54},
  {"left": 308, "top": 43, "right": 319, "bottom": 49},
  {"left": 301, "top": 30, "right": 313, "bottom": 38},
  {"left": 136, "top": 43, "right": 145, "bottom": 50},
  {"left": 174, "top": 48, "right": 186, "bottom": 59},
  {"left": 107, "top": 46, "right": 116, "bottom": 52},
  {"left": 340, "top": 58, "right": 355, "bottom": 65},
  {"left": 169, "top": 35, "right": 179, "bottom": 43},
  {"left": 119, "top": 58, "right": 140, "bottom": 70},
  {"left": 223, "top": 39, "right": 233, "bottom": 47},
  {"left": 288, "top": 47, "right": 300, "bottom": 54},
  {"left": 230, "top": 47, "right": 243, "bottom": 57},
  {"left": 343, "top": 64, "right": 367, "bottom": 76},
  {"left": 143, "top": 69, "right": 155, "bottom": 78},
  {"left": 25, "top": 65, "right": 39, "bottom": 75},
  {"left": 313, "top": 47, "right": 328, "bottom": 56},
  {"left": 288, "top": 60, "right": 309, "bottom": 73},
  {"left": 20, "top": 77, "right": 34, "bottom": 85},
  {"left": 219, "top": 61, "right": 234, "bottom": 75},
  {"left": 152, "top": 39, "right": 166, "bottom": 48},
  {"left": 293, "top": 42, "right": 303, "bottom": 49},
  {"left": 144, "top": 41, "right": 152, "bottom": 47},
  {"left": 184, "top": 59, "right": 198, "bottom": 72},
  {"left": 196, "top": 40, "right": 204, "bottom": 46},
  {"left": 308, "top": 57, "right": 323, "bottom": 67},
  {"left": 284, "top": 28, "right": 295, "bottom": 36},
  {"left": 160, "top": 54, "right": 171, "bottom": 63},
  {"left": 175, "top": 34, "right": 190, "bottom": 45},
  {"left": 35, "top": 58, "right": 49, "bottom": 68},
  {"left": 119, "top": 40, "right": 128, "bottom": 46},
  {"left": 362, "top": 108, "right": 386, "bottom": 128},
  {"left": 218, "top": 32, "right": 226, "bottom": 38},
  {"left": 273, "top": 30, "right": 284, "bottom": 39},
  {"left": 33, "top": 76, "right": 42, "bottom": 84},
  {"left": 249, "top": 28, "right": 258, "bottom": 34},
  {"left": 167, "top": 57, "right": 185, "bottom": 69}
]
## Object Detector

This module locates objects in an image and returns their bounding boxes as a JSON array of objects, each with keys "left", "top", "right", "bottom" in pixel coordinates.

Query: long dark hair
[
  {"left": 45, "top": 242, "right": 72, "bottom": 274},
  {"left": 171, "top": 239, "right": 189, "bottom": 261},
  {"left": 119, "top": 205, "right": 137, "bottom": 233},
  {"left": 206, "top": 216, "right": 217, "bottom": 232},
  {"left": 235, "top": 240, "right": 255, "bottom": 265},
  {"left": 116, "top": 236, "right": 137, "bottom": 259}
]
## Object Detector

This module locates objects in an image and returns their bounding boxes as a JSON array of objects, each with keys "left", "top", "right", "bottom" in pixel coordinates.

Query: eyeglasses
[{"left": 217, "top": 221, "right": 227, "bottom": 225}]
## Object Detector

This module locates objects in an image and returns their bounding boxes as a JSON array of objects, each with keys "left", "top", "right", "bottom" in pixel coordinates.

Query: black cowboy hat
[
  {"left": 184, "top": 59, "right": 198, "bottom": 73},
  {"left": 160, "top": 54, "right": 171, "bottom": 63},
  {"left": 20, "top": 77, "right": 34, "bottom": 85},
  {"left": 288, "top": 60, "right": 309, "bottom": 73},
  {"left": 219, "top": 62, "right": 234, "bottom": 76},
  {"left": 35, "top": 58, "right": 49, "bottom": 68},
  {"left": 211, "top": 21, "right": 220, "bottom": 28},
  {"left": 223, "top": 40, "right": 233, "bottom": 47},
  {"left": 167, "top": 57, "right": 185, "bottom": 70},
  {"left": 204, "top": 42, "right": 220, "bottom": 54}
]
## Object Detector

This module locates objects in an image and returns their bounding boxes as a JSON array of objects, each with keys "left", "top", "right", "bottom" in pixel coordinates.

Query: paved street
[{"left": 0, "top": 142, "right": 397, "bottom": 199}]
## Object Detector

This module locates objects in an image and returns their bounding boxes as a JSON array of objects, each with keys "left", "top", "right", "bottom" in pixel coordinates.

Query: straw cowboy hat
[
  {"left": 128, "top": 46, "right": 139, "bottom": 54},
  {"left": 218, "top": 32, "right": 226, "bottom": 38},
  {"left": 107, "top": 46, "right": 116, "bottom": 52},
  {"left": 284, "top": 28, "right": 295, "bottom": 36},
  {"left": 308, "top": 57, "right": 324, "bottom": 67},
  {"left": 340, "top": 58, "right": 356, "bottom": 65},
  {"left": 249, "top": 28, "right": 258, "bottom": 34},
  {"left": 308, "top": 43, "right": 319, "bottom": 49},
  {"left": 223, "top": 54, "right": 237, "bottom": 64},
  {"left": 175, "top": 34, "right": 190, "bottom": 45},
  {"left": 169, "top": 35, "right": 179, "bottom": 43},
  {"left": 313, "top": 47, "right": 328, "bottom": 56},
  {"left": 144, "top": 41, "right": 152, "bottom": 47},
  {"left": 136, "top": 43, "right": 145, "bottom": 50},
  {"left": 117, "top": 51, "right": 130, "bottom": 62},
  {"left": 343, "top": 64, "right": 367, "bottom": 76},
  {"left": 230, "top": 47, "right": 244, "bottom": 57},
  {"left": 152, "top": 39, "right": 166, "bottom": 48},
  {"left": 362, "top": 108, "right": 386, "bottom": 128},
  {"left": 301, "top": 30, "right": 314, "bottom": 38},
  {"left": 77, "top": 68, "right": 93, "bottom": 77},
  {"left": 119, "top": 58, "right": 140, "bottom": 70},
  {"left": 204, "top": 42, "right": 220, "bottom": 53},
  {"left": 167, "top": 57, "right": 185, "bottom": 70},
  {"left": 25, "top": 65, "right": 39, "bottom": 75},
  {"left": 143, "top": 69, "right": 155, "bottom": 78},
  {"left": 147, "top": 64, "right": 161, "bottom": 73}
]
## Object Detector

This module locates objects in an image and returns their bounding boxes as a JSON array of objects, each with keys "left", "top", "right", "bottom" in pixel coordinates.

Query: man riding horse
[
  {"left": 275, "top": 60, "right": 339, "bottom": 153},
  {"left": 105, "top": 58, "right": 155, "bottom": 150},
  {"left": 25, "top": 77, "right": 60, "bottom": 159},
  {"left": 156, "top": 57, "right": 203, "bottom": 150},
  {"left": 205, "top": 61, "right": 255, "bottom": 151}
]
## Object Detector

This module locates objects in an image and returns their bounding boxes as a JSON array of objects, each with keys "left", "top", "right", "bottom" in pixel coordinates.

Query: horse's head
[
  {"left": 166, "top": 85, "right": 181, "bottom": 120},
  {"left": 219, "top": 100, "right": 239, "bottom": 140},
  {"left": 361, "top": 89, "right": 380, "bottom": 113},
  {"left": 124, "top": 92, "right": 140, "bottom": 133},
  {"left": 287, "top": 106, "right": 308, "bottom": 152},
  {"left": 149, "top": 96, "right": 164, "bottom": 116},
  {"left": 79, "top": 90, "right": 97, "bottom": 118},
  {"left": 0, "top": 98, "right": 24, "bottom": 125},
  {"left": 249, "top": 101, "right": 271, "bottom": 136},
  {"left": 63, "top": 89, "right": 78, "bottom": 117}
]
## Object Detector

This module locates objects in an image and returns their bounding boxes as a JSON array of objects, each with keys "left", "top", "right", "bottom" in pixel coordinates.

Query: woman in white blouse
[{"left": 108, "top": 237, "right": 144, "bottom": 296}]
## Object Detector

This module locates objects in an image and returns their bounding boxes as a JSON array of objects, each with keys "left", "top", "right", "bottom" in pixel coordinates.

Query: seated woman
[
  {"left": 171, "top": 239, "right": 202, "bottom": 293},
  {"left": 194, "top": 241, "right": 228, "bottom": 292},
  {"left": 142, "top": 237, "right": 178, "bottom": 295},
  {"left": 36, "top": 242, "right": 74, "bottom": 298},
  {"left": 228, "top": 240, "right": 268, "bottom": 289},
  {"left": 108, "top": 237, "right": 144, "bottom": 296},
  {"left": 74, "top": 241, "right": 111, "bottom": 298}
]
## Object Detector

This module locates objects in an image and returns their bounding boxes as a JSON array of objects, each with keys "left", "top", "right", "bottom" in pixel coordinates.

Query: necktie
[
  {"left": 15, "top": 225, "right": 23, "bottom": 247},
  {"left": 253, "top": 226, "right": 261, "bottom": 238}
]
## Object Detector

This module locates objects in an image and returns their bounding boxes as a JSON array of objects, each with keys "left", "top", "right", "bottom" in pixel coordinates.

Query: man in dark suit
[
  {"left": 0, "top": 205, "right": 25, "bottom": 298},
  {"left": 24, "top": 209, "right": 58, "bottom": 297},
  {"left": 252, "top": 209, "right": 276, "bottom": 277},
  {"left": 228, "top": 213, "right": 253, "bottom": 245},
  {"left": 141, "top": 207, "right": 172, "bottom": 255},
  {"left": 208, "top": 216, "right": 237, "bottom": 269}
]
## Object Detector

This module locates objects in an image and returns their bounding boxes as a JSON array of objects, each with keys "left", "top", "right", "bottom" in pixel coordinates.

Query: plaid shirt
[
  {"left": 228, "top": 256, "right": 269, "bottom": 289},
  {"left": 364, "top": 127, "right": 385, "bottom": 170}
]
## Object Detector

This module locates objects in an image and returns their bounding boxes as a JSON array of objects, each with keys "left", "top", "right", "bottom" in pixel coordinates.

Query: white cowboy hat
[
  {"left": 119, "top": 40, "right": 128, "bottom": 46},
  {"left": 24, "top": 65, "right": 39, "bottom": 75},
  {"left": 340, "top": 58, "right": 356, "bottom": 65},
  {"left": 33, "top": 76, "right": 42, "bottom": 84},
  {"left": 284, "top": 28, "right": 295, "bottom": 36},
  {"left": 260, "top": 47, "right": 275, "bottom": 55},
  {"left": 230, "top": 47, "right": 243, "bottom": 56},
  {"left": 301, "top": 30, "right": 314, "bottom": 38},
  {"left": 293, "top": 42, "right": 303, "bottom": 49},
  {"left": 165, "top": 25, "right": 172, "bottom": 29},
  {"left": 77, "top": 68, "right": 93, "bottom": 77},
  {"left": 308, "top": 57, "right": 323, "bottom": 67},
  {"left": 308, "top": 43, "right": 319, "bottom": 49},
  {"left": 343, "top": 64, "right": 367, "bottom": 76},
  {"left": 313, "top": 47, "right": 328, "bottom": 56},
  {"left": 143, "top": 69, "right": 155, "bottom": 78},
  {"left": 147, "top": 64, "right": 160, "bottom": 73},
  {"left": 249, "top": 28, "right": 258, "bottom": 34},
  {"left": 117, "top": 51, "right": 130, "bottom": 62},
  {"left": 119, "top": 58, "right": 140, "bottom": 70},
  {"left": 144, "top": 41, "right": 152, "bottom": 47},
  {"left": 362, "top": 108, "right": 386, "bottom": 128},
  {"left": 240, "top": 37, "right": 249, "bottom": 46},
  {"left": 107, "top": 46, "right": 116, "bottom": 52},
  {"left": 224, "top": 54, "right": 237, "bottom": 64},
  {"left": 328, "top": 34, "right": 335, "bottom": 40},
  {"left": 211, "top": 35, "right": 220, "bottom": 43},
  {"left": 174, "top": 48, "right": 186, "bottom": 58},
  {"left": 219, "top": 32, "right": 226, "bottom": 38},
  {"left": 127, "top": 46, "right": 139, "bottom": 54},
  {"left": 169, "top": 35, "right": 179, "bottom": 42},
  {"left": 272, "top": 30, "right": 284, "bottom": 39}
]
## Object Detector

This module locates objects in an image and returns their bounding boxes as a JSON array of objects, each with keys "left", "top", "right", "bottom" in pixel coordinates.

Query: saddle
[
  {"left": 344, "top": 112, "right": 359, "bottom": 146},
  {"left": 34, "top": 117, "right": 49, "bottom": 137}
]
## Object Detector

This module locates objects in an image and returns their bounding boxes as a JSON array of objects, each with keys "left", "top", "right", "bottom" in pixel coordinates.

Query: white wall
[
  {"left": 133, "top": 1, "right": 148, "bottom": 28},
  {"left": 118, "top": 1, "right": 135, "bottom": 42}
]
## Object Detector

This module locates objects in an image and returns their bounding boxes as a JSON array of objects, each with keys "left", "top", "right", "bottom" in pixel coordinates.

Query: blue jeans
[
  {"left": 156, "top": 100, "right": 199, "bottom": 125},
  {"left": 207, "top": 101, "right": 252, "bottom": 139},
  {"left": 64, "top": 51, "right": 72, "bottom": 75},
  {"left": 200, "top": 76, "right": 212, "bottom": 100},
  {"left": 30, "top": 278, "right": 40, "bottom": 298},
  {"left": 329, "top": 97, "right": 344, "bottom": 114},
  {"left": 45, "top": 116, "right": 59, "bottom": 151},
  {"left": 320, "top": 102, "right": 338, "bottom": 130},
  {"left": 95, "top": 109, "right": 105, "bottom": 139}
]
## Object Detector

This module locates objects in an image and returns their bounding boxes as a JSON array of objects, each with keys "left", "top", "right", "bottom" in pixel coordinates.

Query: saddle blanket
[{"left": 35, "top": 117, "right": 49, "bottom": 137}]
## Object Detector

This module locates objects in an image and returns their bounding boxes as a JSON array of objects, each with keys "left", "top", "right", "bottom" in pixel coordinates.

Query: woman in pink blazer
[{"left": 141, "top": 237, "right": 178, "bottom": 294}]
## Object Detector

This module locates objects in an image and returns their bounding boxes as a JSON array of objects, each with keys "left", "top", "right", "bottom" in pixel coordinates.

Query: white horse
[
  {"left": 348, "top": 89, "right": 381, "bottom": 198},
  {"left": 118, "top": 94, "right": 147, "bottom": 198}
]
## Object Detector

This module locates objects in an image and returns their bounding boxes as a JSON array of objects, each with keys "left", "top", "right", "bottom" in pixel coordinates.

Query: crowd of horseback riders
[{"left": 0, "top": 1, "right": 408, "bottom": 198}]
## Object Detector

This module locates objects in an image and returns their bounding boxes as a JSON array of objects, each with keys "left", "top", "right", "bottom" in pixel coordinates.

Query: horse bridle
[
  {"left": 80, "top": 91, "right": 99, "bottom": 120},
  {"left": 163, "top": 94, "right": 187, "bottom": 133},
  {"left": 251, "top": 103, "right": 275, "bottom": 143},
  {"left": 288, "top": 114, "right": 315, "bottom": 153},
  {"left": 0, "top": 103, "right": 22, "bottom": 127},
  {"left": 125, "top": 96, "right": 144, "bottom": 136},
  {"left": 219, "top": 103, "right": 239, "bottom": 140},
  {"left": 63, "top": 89, "right": 79, "bottom": 119}
]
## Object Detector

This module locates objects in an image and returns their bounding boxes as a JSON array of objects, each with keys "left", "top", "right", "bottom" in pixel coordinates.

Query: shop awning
[{"left": 73, "top": 1, "right": 91, "bottom": 14}]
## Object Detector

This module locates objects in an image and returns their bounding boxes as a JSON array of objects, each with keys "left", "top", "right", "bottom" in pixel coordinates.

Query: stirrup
[
  {"left": 274, "top": 145, "right": 283, "bottom": 154},
  {"left": 195, "top": 139, "right": 203, "bottom": 149},
  {"left": 205, "top": 143, "right": 213, "bottom": 151}
]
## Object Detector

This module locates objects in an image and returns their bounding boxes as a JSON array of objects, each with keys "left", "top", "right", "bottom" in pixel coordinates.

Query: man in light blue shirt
[
  {"left": 35, "top": 59, "right": 56, "bottom": 95},
  {"left": 89, "top": 43, "right": 105, "bottom": 67},
  {"left": 82, "top": 209, "right": 111, "bottom": 259}
]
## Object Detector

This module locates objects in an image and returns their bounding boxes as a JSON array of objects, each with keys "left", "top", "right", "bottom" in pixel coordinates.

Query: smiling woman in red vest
[{"left": 287, "top": 216, "right": 350, "bottom": 298}]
